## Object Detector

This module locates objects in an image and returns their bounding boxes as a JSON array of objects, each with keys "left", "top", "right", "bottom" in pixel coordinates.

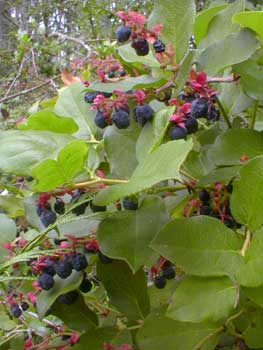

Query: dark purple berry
[
  {"left": 57, "top": 291, "right": 79, "bottom": 305},
  {"left": 115, "top": 26, "right": 131, "bottom": 43},
  {"left": 112, "top": 110, "right": 130, "bottom": 129},
  {"left": 79, "top": 277, "right": 92, "bottom": 293},
  {"left": 55, "top": 258, "right": 72, "bottom": 279},
  {"left": 122, "top": 197, "right": 138, "bottom": 210},
  {"left": 98, "top": 250, "right": 113, "bottom": 264},
  {"left": 94, "top": 111, "right": 108, "bottom": 129},
  {"left": 26, "top": 176, "right": 34, "bottom": 181},
  {"left": 154, "top": 276, "right": 166, "bottom": 289},
  {"left": 90, "top": 201, "right": 106, "bottom": 212},
  {"left": 119, "top": 70, "right": 127, "bottom": 77},
  {"left": 198, "top": 189, "right": 210, "bottom": 203},
  {"left": 200, "top": 205, "right": 212, "bottom": 216},
  {"left": 191, "top": 98, "right": 209, "bottom": 119},
  {"left": 84, "top": 92, "right": 100, "bottom": 104},
  {"left": 39, "top": 208, "right": 57, "bottom": 227},
  {"left": 224, "top": 217, "right": 236, "bottom": 229},
  {"left": 21, "top": 302, "right": 29, "bottom": 311},
  {"left": 54, "top": 200, "right": 65, "bottom": 214},
  {"left": 133, "top": 104, "right": 154, "bottom": 126},
  {"left": 42, "top": 259, "right": 56, "bottom": 276},
  {"left": 153, "top": 39, "right": 165, "bottom": 53},
  {"left": 170, "top": 126, "right": 187, "bottom": 140},
  {"left": 11, "top": 304, "right": 22, "bottom": 318},
  {"left": 38, "top": 273, "right": 55, "bottom": 290},
  {"left": 71, "top": 190, "right": 89, "bottom": 215},
  {"left": 71, "top": 253, "right": 88, "bottom": 271},
  {"left": 184, "top": 117, "right": 198, "bottom": 134},
  {"left": 162, "top": 265, "right": 176, "bottom": 280},
  {"left": 207, "top": 106, "right": 220, "bottom": 121},
  {"left": 132, "top": 38, "right": 149, "bottom": 56}
]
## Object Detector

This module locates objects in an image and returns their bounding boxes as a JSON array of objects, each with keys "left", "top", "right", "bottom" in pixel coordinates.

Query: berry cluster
[{"left": 151, "top": 259, "right": 176, "bottom": 289}]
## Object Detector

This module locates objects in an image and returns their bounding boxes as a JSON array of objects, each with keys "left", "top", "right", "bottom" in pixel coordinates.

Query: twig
[
  {"left": 31, "top": 48, "right": 39, "bottom": 77},
  {"left": 241, "top": 229, "right": 251, "bottom": 257},
  {"left": 215, "top": 96, "right": 232, "bottom": 128},
  {"left": 250, "top": 100, "right": 258, "bottom": 129},
  {"left": 49, "top": 32, "right": 93, "bottom": 56},
  {"left": 4, "top": 56, "right": 27, "bottom": 98},
  {"left": 0, "top": 75, "right": 60, "bottom": 104},
  {"left": 207, "top": 75, "right": 240, "bottom": 84}
]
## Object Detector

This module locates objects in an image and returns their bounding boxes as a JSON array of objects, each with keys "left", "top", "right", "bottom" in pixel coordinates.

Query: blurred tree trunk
[{"left": 0, "top": 0, "right": 13, "bottom": 49}]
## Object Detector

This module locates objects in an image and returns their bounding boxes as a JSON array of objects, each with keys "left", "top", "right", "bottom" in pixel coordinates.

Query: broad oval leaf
[
  {"left": 118, "top": 44, "right": 160, "bottom": 67},
  {"left": 167, "top": 276, "right": 238, "bottom": 323},
  {"left": 0, "top": 214, "right": 16, "bottom": 264},
  {"left": 98, "top": 196, "right": 169, "bottom": 272},
  {"left": 94, "top": 139, "right": 193, "bottom": 205},
  {"left": 151, "top": 215, "right": 243, "bottom": 276},
  {"left": 233, "top": 11, "right": 263, "bottom": 40}
]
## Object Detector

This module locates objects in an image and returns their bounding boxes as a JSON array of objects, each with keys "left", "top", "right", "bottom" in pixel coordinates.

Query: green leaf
[
  {"left": 76, "top": 327, "right": 120, "bottom": 350},
  {"left": 94, "top": 139, "right": 193, "bottom": 205},
  {"left": 88, "top": 75, "right": 164, "bottom": 93},
  {"left": 233, "top": 11, "right": 263, "bottom": 40},
  {"left": 167, "top": 276, "right": 238, "bottom": 323},
  {"left": 54, "top": 82, "right": 96, "bottom": 139},
  {"left": 0, "top": 130, "right": 72, "bottom": 175},
  {"left": 0, "top": 214, "right": 17, "bottom": 264},
  {"left": 118, "top": 44, "right": 160, "bottom": 67},
  {"left": 194, "top": 4, "right": 228, "bottom": 45},
  {"left": 148, "top": 0, "right": 196, "bottom": 62},
  {"left": 208, "top": 129, "right": 263, "bottom": 166},
  {"left": 197, "top": 29, "right": 259, "bottom": 76},
  {"left": 36, "top": 270, "right": 83, "bottom": 319},
  {"left": 136, "top": 122, "right": 155, "bottom": 163},
  {"left": 198, "top": 166, "right": 241, "bottom": 187},
  {"left": 151, "top": 216, "right": 243, "bottom": 276},
  {"left": 32, "top": 140, "right": 88, "bottom": 191},
  {"left": 174, "top": 51, "right": 195, "bottom": 94},
  {"left": 243, "top": 285, "right": 263, "bottom": 308},
  {"left": 98, "top": 196, "right": 169, "bottom": 272},
  {"left": 236, "top": 229, "right": 263, "bottom": 287},
  {"left": 0, "top": 195, "right": 24, "bottom": 218},
  {"left": 104, "top": 125, "right": 139, "bottom": 178},
  {"left": 244, "top": 312, "right": 263, "bottom": 348},
  {"left": 231, "top": 157, "right": 263, "bottom": 231},
  {"left": 233, "top": 54, "right": 263, "bottom": 100},
  {"left": 18, "top": 110, "right": 78, "bottom": 134},
  {"left": 97, "top": 260, "right": 150, "bottom": 321},
  {"left": 52, "top": 296, "right": 98, "bottom": 331},
  {"left": 199, "top": 0, "right": 245, "bottom": 48},
  {"left": 136, "top": 315, "right": 221, "bottom": 350}
]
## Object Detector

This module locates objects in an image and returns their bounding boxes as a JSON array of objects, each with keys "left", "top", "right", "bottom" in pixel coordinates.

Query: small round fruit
[
  {"left": 154, "top": 276, "right": 167, "bottom": 289},
  {"left": 38, "top": 273, "right": 55, "bottom": 291},
  {"left": 191, "top": 98, "right": 209, "bottom": 118},
  {"left": 54, "top": 200, "right": 65, "bottom": 214},
  {"left": 79, "top": 277, "right": 92, "bottom": 293},
  {"left": 55, "top": 259, "right": 72, "bottom": 279},
  {"left": 39, "top": 209, "right": 57, "bottom": 227},
  {"left": 94, "top": 111, "right": 108, "bottom": 129},
  {"left": 42, "top": 258, "right": 56, "bottom": 276},
  {"left": 84, "top": 92, "right": 100, "bottom": 104},
  {"left": 162, "top": 265, "right": 176, "bottom": 280},
  {"left": 170, "top": 126, "right": 187, "bottom": 140},
  {"left": 112, "top": 110, "right": 130, "bottom": 129},
  {"left": 132, "top": 38, "right": 149, "bottom": 56},
  {"left": 153, "top": 39, "right": 165, "bottom": 53},
  {"left": 184, "top": 117, "right": 198, "bottom": 134},
  {"left": 11, "top": 304, "right": 22, "bottom": 318},
  {"left": 57, "top": 291, "right": 79, "bottom": 305},
  {"left": 200, "top": 205, "right": 212, "bottom": 216},
  {"left": 207, "top": 106, "right": 220, "bottom": 121},
  {"left": 71, "top": 253, "right": 88, "bottom": 272},
  {"left": 21, "top": 302, "right": 29, "bottom": 311},
  {"left": 90, "top": 201, "right": 107, "bottom": 212},
  {"left": 198, "top": 189, "right": 210, "bottom": 203},
  {"left": 133, "top": 104, "right": 154, "bottom": 126},
  {"left": 122, "top": 197, "right": 138, "bottom": 210},
  {"left": 115, "top": 26, "right": 132, "bottom": 43}
]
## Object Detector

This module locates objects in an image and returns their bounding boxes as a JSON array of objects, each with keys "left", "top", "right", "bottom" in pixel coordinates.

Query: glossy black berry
[
  {"left": 115, "top": 26, "right": 131, "bottom": 43},
  {"left": 154, "top": 276, "right": 167, "bottom": 289},
  {"left": 38, "top": 273, "right": 55, "bottom": 290},
  {"left": 207, "top": 106, "right": 220, "bottom": 121},
  {"left": 122, "top": 197, "right": 138, "bottom": 210},
  {"left": 170, "top": 126, "right": 187, "bottom": 140},
  {"left": 98, "top": 250, "right": 113, "bottom": 264},
  {"left": 55, "top": 258, "right": 72, "bottom": 279},
  {"left": 112, "top": 110, "right": 130, "bottom": 129},
  {"left": 198, "top": 189, "right": 210, "bottom": 203},
  {"left": 11, "top": 304, "right": 22, "bottom": 318},
  {"left": 21, "top": 302, "right": 29, "bottom": 311},
  {"left": 90, "top": 201, "right": 107, "bottom": 212},
  {"left": 200, "top": 205, "right": 212, "bottom": 216},
  {"left": 71, "top": 190, "right": 89, "bottom": 215},
  {"left": 153, "top": 39, "right": 165, "bottom": 53},
  {"left": 94, "top": 111, "right": 108, "bottom": 129},
  {"left": 57, "top": 291, "right": 79, "bottom": 305},
  {"left": 79, "top": 277, "right": 92, "bottom": 293},
  {"left": 133, "top": 104, "right": 154, "bottom": 126},
  {"left": 54, "top": 200, "right": 65, "bottom": 214},
  {"left": 42, "top": 259, "right": 56, "bottom": 276},
  {"left": 119, "top": 70, "right": 127, "bottom": 77},
  {"left": 132, "top": 38, "right": 149, "bottom": 56},
  {"left": 71, "top": 253, "right": 88, "bottom": 271},
  {"left": 162, "top": 265, "right": 176, "bottom": 280},
  {"left": 39, "top": 208, "right": 57, "bottom": 227},
  {"left": 108, "top": 71, "right": 115, "bottom": 78},
  {"left": 191, "top": 98, "right": 209, "bottom": 118},
  {"left": 184, "top": 117, "right": 198, "bottom": 134}
]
